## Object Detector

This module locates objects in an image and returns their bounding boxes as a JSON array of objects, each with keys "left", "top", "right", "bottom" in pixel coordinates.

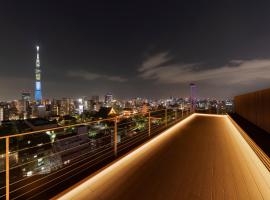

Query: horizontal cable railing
[{"left": 0, "top": 108, "right": 191, "bottom": 200}]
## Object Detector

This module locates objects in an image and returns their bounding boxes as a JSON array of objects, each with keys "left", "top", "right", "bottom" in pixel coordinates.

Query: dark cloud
[
  {"left": 67, "top": 70, "right": 127, "bottom": 82},
  {"left": 139, "top": 53, "right": 270, "bottom": 85}
]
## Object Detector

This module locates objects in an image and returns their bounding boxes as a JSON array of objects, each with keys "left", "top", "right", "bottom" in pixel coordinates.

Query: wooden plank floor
[{"left": 56, "top": 114, "right": 270, "bottom": 200}]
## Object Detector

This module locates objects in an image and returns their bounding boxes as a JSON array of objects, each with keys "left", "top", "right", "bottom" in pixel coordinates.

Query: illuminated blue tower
[{"left": 35, "top": 46, "right": 42, "bottom": 103}]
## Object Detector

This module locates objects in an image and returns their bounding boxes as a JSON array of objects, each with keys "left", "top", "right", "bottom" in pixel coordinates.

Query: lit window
[
  {"left": 36, "top": 82, "right": 41, "bottom": 90},
  {"left": 27, "top": 171, "right": 33, "bottom": 177},
  {"left": 36, "top": 74, "right": 40, "bottom": 80}
]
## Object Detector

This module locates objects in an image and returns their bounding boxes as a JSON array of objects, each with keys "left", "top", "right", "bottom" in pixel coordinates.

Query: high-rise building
[
  {"left": 22, "top": 92, "right": 31, "bottom": 101},
  {"left": 83, "top": 97, "right": 89, "bottom": 111},
  {"left": 104, "top": 93, "right": 113, "bottom": 107},
  {"left": 77, "top": 98, "right": 84, "bottom": 114},
  {"left": 35, "top": 46, "right": 42, "bottom": 103},
  {"left": 0, "top": 107, "right": 3, "bottom": 125},
  {"left": 190, "top": 83, "right": 196, "bottom": 111},
  {"left": 21, "top": 91, "right": 31, "bottom": 119},
  {"left": 91, "top": 95, "right": 99, "bottom": 103}
]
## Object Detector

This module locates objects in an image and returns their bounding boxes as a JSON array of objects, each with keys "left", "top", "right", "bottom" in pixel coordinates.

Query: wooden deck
[{"left": 56, "top": 114, "right": 270, "bottom": 200}]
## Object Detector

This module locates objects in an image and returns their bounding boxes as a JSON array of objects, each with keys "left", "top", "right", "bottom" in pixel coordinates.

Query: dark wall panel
[{"left": 234, "top": 88, "right": 270, "bottom": 134}]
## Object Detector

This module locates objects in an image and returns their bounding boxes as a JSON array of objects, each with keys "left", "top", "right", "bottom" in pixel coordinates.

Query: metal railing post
[
  {"left": 148, "top": 112, "right": 151, "bottom": 137},
  {"left": 114, "top": 117, "right": 118, "bottom": 157},
  {"left": 6, "top": 137, "right": 9, "bottom": 200},
  {"left": 165, "top": 108, "right": 168, "bottom": 127}
]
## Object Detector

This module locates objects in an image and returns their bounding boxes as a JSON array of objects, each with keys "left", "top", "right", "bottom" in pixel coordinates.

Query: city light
[
  {"left": 56, "top": 114, "right": 197, "bottom": 199},
  {"left": 1, "top": 2, "right": 270, "bottom": 199}
]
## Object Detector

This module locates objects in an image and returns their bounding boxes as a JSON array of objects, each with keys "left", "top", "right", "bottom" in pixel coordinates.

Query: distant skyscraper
[
  {"left": 35, "top": 46, "right": 42, "bottom": 103},
  {"left": 77, "top": 98, "right": 84, "bottom": 114},
  {"left": 104, "top": 93, "right": 113, "bottom": 107},
  {"left": 91, "top": 95, "right": 99, "bottom": 103},
  {"left": 22, "top": 91, "right": 31, "bottom": 102},
  {"left": 21, "top": 91, "right": 31, "bottom": 119},
  {"left": 0, "top": 107, "right": 3, "bottom": 125},
  {"left": 190, "top": 83, "right": 196, "bottom": 111}
]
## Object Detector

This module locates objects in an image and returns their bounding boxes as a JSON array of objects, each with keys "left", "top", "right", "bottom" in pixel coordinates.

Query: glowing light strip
[
  {"left": 227, "top": 115, "right": 270, "bottom": 171},
  {"left": 194, "top": 113, "right": 225, "bottom": 117},
  {"left": 55, "top": 114, "right": 196, "bottom": 199},
  {"left": 55, "top": 114, "right": 270, "bottom": 200},
  {"left": 225, "top": 117, "right": 270, "bottom": 194}
]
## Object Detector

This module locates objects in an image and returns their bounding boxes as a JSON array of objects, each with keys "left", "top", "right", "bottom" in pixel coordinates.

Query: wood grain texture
[
  {"left": 57, "top": 114, "right": 270, "bottom": 200},
  {"left": 235, "top": 88, "right": 270, "bottom": 133}
]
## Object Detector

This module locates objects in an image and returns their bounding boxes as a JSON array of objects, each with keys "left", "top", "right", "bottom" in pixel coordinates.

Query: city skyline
[
  {"left": 1, "top": 1, "right": 270, "bottom": 101},
  {"left": 1, "top": 2, "right": 270, "bottom": 200}
]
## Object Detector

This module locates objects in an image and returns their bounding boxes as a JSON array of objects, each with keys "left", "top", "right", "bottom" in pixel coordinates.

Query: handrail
[
  {"left": 0, "top": 108, "right": 178, "bottom": 139},
  {"left": 227, "top": 114, "right": 270, "bottom": 171},
  {"left": 0, "top": 107, "right": 190, "bottom": 200},
  {"left": 0, "top": 116, "right": 117, "bottom": 139}
]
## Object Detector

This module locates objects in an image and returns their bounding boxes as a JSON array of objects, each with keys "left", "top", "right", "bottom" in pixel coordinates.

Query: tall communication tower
[{"left": 35, "top": 46, "right": 42, "bottom": 103}]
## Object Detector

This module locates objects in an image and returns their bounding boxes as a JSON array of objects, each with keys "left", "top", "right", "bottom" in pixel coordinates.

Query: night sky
[{"left": 1, "top": 1, "right": 270, "bottom": 101}]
